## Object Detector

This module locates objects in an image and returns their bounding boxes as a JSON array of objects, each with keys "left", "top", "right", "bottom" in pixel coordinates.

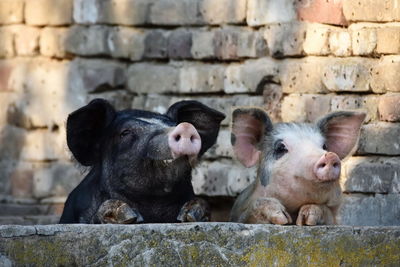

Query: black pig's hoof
[
  {"left": 97, "top": 199, "right": 144, "bottom": 224},
  {"left": 177, "top": 198, "right": 210, "bottom": 222}
]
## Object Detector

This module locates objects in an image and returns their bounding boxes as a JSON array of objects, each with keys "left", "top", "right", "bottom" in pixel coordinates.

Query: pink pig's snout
[
  {"left": 168, "top": 122, "right": 201, "bottom": 159},
  {"left": 313, "top": 152, "right": 341, "bottom": 182}
]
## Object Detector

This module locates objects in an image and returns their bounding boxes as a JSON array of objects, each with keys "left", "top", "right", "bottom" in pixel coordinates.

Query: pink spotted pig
[{"left": 229, "top": 108, "right": 366, "bottom": 225}]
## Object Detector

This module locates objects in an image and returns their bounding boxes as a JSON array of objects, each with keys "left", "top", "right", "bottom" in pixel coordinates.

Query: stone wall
[{"left": 0, "top": 0, "right": 399, "bottom": 226}]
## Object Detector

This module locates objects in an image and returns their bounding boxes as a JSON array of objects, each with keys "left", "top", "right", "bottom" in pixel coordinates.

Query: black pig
[{"left": 59, "top": 99, "right": 225, "bottom": 224}]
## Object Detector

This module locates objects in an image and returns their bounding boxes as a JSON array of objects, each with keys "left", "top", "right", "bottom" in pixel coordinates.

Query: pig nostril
[
  {"left": 320, "top": 163, "right": 326, "bottom": 168},
  {"left": 175, "top": 135, "right": 181, "bottom": 142},
  {"left": 333, "top": 162, "right": 339, "bottom": 168}
]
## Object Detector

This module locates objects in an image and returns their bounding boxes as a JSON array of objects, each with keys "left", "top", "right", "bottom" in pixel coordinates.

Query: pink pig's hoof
[{"left": 296, "top": 204, "right": 323, "bottom": 226}]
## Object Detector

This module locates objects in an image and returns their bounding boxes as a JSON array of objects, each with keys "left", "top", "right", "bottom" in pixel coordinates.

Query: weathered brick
[
  {"left": 25, "top": 0, "right": 73, "bottom": 26},
  {"left": 376, "top": 25, "right": 400, "bottom": 54},
  {"left": 247, "top": 0, "right": 296, "bottom": 26},
  {"left": 322, "top": 57, "right": 376, "bottom": 92},
  {"left": 330, "top": 95, "right": 379, "bottom": 122},
  {"left": 349, "top": 23, "right": 378, "bottom": 56},
  {"left": 297, "top": 0, "right": 347, "bottom": 25},
  {"left": 11, "top": 26, "right": 41, "bottom": 56},
  {"left": 303, "top": 23, "right": 332, "bottom": 56},
  {"left": 127, "top": 63, "right": 179, "bottom": 94},
  {"left": 280, "top": 57, "right": 330, "bottom": 94},
  {"left": 358, "top": 123, "right": 400, "bottom": 155},
  {"left": 342, "top": 157, "right": 400, "bottom": 194},
  {"left": 338, "top": 193, "right": 400, "bottom": 226},
  {"left": 224, "top": 58, "right": 280, "bottom": 94},
  {"left": 0, "top": 126, "right": 26, "bottom": 160},
  {"left": 264, "top": 22, "right": 307, "bottom": 57},
  {"left": 6, "top": 58, "right": 86, "bottom": 128},
  {"left": 192, "top": 159, "right": 257, "bottom": 196},
  {"left": 87, "top": 90, "right": 134, "bottom": 111},
  {"left": 372, "top": 55, "right": 400, "bottom": 93},
  {"left": 0, "top": 0, "right": 24, "bottom": 24},
  {"left": 329, "top": 30, "right": 352, "bottom": 57},
  {"left": 108, "top": 27, "right": 145, "bottom": 60},
  {"left": 179, "top": 62, "right": 225, "bottom": 93},
  {"left": 0, "top": 92, "right": 15, "bottom": 125},
  {"left": 33, "top": 162, "right": 83, "bottom": 199},
  {"left": 65, "top": 25, "right": 110, "bottom": 56},
  {"left": 203, "top": 129, "right": 233, "bottom": 159},
  {"left": 343, "top": 0, "right": 400, "bottom": 22},
  {"left": 0, "top": 60, "right": 15, "bottom": 91},
  {"left": 149, "top": 0, "right": 246, "bottom": 26},
  {"left": 40, "top": 27, "right": 70, "bottom": 58},
  {"left": 191, "top": 29, "right": 215, "bottom": 59},
  {"left": 0, "top": 27, "right": 14, "bottom": 58},
  {"left": 168, "top": 29, "right": 193, "bottom": 59},
  {"left": 143, "top": 30, "right": 169, "bottom": 59},
  {"left": 379, "top": 94, "right": 400, "bottom": 122},
  {"left": 263, "top": 83, "right": 283, "bottom": 122},
  {"left": 69, "top": 58, "right": 126, "bottom": 93},
  {"left": 74, "top": 0, "right": 151, "bottom": 25},
  {"left": 281, "top": 94, "right": 332, "bottom": 122}
]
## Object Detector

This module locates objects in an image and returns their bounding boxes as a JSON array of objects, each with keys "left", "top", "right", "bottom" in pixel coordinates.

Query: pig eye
[
  {"left": 120, "top": 129, "right": 131, "bottom": 138},
  {"left": 273, "top": 140, "right": 288, "bottom": 159},
  {"left": 323, "top": 144, "right": 328, "bottom": 150}
]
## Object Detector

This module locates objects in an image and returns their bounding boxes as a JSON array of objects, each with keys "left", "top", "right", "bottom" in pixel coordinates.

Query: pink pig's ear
[
  {"left": 317, "top": 111, "right": 366, "bottom": 159},
  {"left": 231, "top": 107, "right": 273, "bottom": 168}
]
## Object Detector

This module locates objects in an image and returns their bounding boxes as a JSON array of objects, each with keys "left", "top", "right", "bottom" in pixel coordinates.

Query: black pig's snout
[{"left": 168, "top": 122, "right": 201, "bottom": 159}]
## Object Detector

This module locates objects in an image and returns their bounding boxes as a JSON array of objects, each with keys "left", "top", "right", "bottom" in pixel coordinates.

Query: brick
[
  {"left": 168, "top": 29, "right": 193, "bottom": 59},
  {"left": 143, "top": 30, "right": 169, "bottom": 59},
  {"left": 322, "top": 57, "right": 376, "bottom": 92},
  {"left": 0, "top": 215, "right": 60, "bottom": 225},
  {"left": 0, "top": 160, "right": 17, "bottom": 195},
  {"left": 379, "top": 94, "right": 400, "bottom": 122},
  {"left": 33, "top": 162, "right": 83, "bottom": 198},
  {"left": 341, "top": 157, "right": 400, "bottom": 194},
  {"left": 303, "top": 24, "right": 332, "bottom": 55},
  {"left": 6, "top": 58, "right": 86, "bottom": 129},
  {"left": 87, "top": 90, "right": 134, "bottom": 111},
  {"left": 0, "top": 203, "right": 51, "bottom": 216},
  {"left": 372, "top": 55, "right": 400, "bottom": 93},
  {"left": 0, "top": 0, "right": 24, "bottom": 24},
  {"left": 0, "top": 60, "right": 15, "bottom": 91},
  {"left": 358, "top": 122, "right": 400, "bottom": 155},
  {"left": 349, "top": 23, "right": 378, "bottom": 56},
  {"left": 264, "top": 22, "right": 307, "bottom": 57},
  {"left": 0, "top": 92, "right": 16, "bottom": 125},
  {"left": 191, "top": 29, "right": 215, "bottom": 59},
  {"left": 149, "top": 0, "right": 201, "bottom": 25},
  {"left": 280, "top": 57, "right": 330, "bottom": 94},
  {"left": 108, "top": 27, "right": 145, "bottom": 60},
  {"left": 192, "top": 159, "right": 257, "bottom": 196},
  {"left": 297, "top": 0, "right": 347, "bottom": 25},
  {"left": 0, "top": 27, "right": 14, "bottom": 58},
  {"left": 199, "top": 0, "right": 246, "bottom": 25},
  {"left": 65, "top": 25, "right": 110, "bottom": 56},
  {"left": 25, "top": 0, "right": 73, "bottom": 26},
  {"left": 224, "top": 58, "right": 280, "bottom": 94},
  {"left": 11, "top": 25, "right": 41, "bottom": 56},
  {"left": 281, "top": 94, "right": 332, "bottom": 123},
  {"left": 343, "top": 0, "right": 400, "bottom": 22},
  {"left": 10, "top": 166, "right": 34, "bottom": 198},
  {"left": 0, "top": 126, "right": 26, "bottom": 160},
  {"left": 330, "top": 95, "right": 379, "bottom": 122},
  {"left": 127, "top": 63, "right": 179, "bottom": 94},
  {"left": 69, "top": 58, "right": 126, "bottom": 93},
  {"left": 376, "top": 26, "right": 400, "bottom": 54},
  {"left": 40, "top": 27, "right": 70, "bottom": 58},
  {"left": 329, "top": 30, "right": 352, "bottom": 57},
  {"left": 203, "top": 129, "right": 234, "bottom": 159},
  {"left": 179, "top": 62, "right": 225, "bottom": 93},
  {"left": 132, "top": 94, "right": 264, "bottom": 126},
  {"left": 338, "top": 193, "right": 400, "bottom": 226},
  {"left": 263, "top": 83, "right": 283, "bottom": 122},
  {"left": 247, "top": 0, "right": 296, "bottom": 26},
  {"left": 74, "top": 0, "right": 151, "bottom": 25}
]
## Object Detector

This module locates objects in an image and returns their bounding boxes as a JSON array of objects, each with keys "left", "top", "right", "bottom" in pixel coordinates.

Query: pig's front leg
[
  {"left": 96, "top": 199, "right": 144, "bottom": 224},
  {"left": 296, "top": 204, "right": 335, "bottom": 226},
  {"left": 246, "top": 197, "right": 292, "bottom": 224},
  {"left": 177, "top": 198, "right": 211, "bottom": 222}
]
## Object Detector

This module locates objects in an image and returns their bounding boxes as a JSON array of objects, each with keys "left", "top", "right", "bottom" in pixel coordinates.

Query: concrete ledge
[{"left": 0, "top": 223, "right": 399, "bottom": 266}]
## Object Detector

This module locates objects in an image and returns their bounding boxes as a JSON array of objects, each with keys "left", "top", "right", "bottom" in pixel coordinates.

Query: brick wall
[{"left": 0, "top": 0, "right": 399, "bottom": 226}]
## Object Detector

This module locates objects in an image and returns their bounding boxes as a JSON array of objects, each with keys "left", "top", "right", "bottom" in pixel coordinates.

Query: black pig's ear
[
  {"left": 67, "top": 99, "right": 116, "bottom": 166},
  {"left": 317, "top": 111, "right": 366, "bottom": 159},
  {"left": 166, "top": 100, "right": 226, "bottom": 155},
  {"left": 231, "top": 107, "right": 273, "bottom": 168}
]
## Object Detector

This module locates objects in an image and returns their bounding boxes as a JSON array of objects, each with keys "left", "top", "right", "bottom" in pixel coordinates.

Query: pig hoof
[
  {"left": 177, "top": 198, "right": 210, "bottom": 222},
  {"left": 296, "top": 204, "right": 323, "bottom": 226},
  {"left": 97, "top": 199, "right": 144, "bottom": 224},
  {"left": 255, "top": 198, "right": 292, "bottom": 225}
]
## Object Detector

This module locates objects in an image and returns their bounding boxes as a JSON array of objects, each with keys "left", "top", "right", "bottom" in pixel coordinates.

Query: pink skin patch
[
  {"left": 168, "top": 122, "right": 201, "bottom": 162},
  {"left": 232, "top": 113, "right": 263, "bottom": 168}
]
